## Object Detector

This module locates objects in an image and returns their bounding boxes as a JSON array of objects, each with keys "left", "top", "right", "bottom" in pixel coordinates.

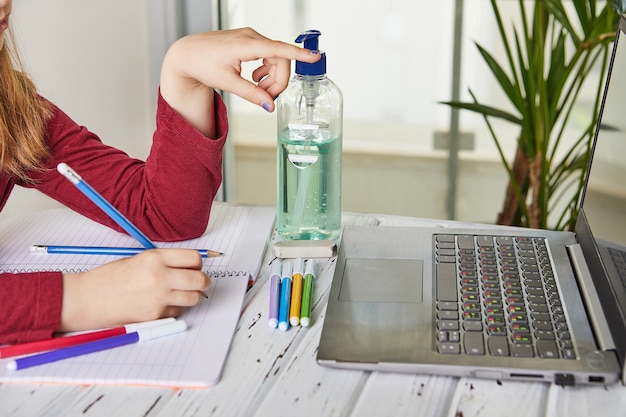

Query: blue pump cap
[{"left": 295, "top": 30, "right": 326, "bottom": 76}]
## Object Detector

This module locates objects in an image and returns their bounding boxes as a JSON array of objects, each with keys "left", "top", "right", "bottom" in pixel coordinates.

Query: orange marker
[{"left": 289, "top": 258, "right": 305, "bottom": 326}]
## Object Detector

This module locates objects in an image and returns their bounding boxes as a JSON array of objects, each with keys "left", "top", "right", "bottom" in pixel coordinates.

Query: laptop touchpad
[{"left": 339, "top": 258, "right": 423, "bottom": 303}]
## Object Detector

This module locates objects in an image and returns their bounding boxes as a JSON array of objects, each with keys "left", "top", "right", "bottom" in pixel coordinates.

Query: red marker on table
[{"left": 0, "top": 318, "right": 176, "bottom": 359}]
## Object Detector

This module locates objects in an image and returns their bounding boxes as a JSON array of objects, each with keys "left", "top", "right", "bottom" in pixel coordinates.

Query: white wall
[{"left": 3, "top": 0, "right": 154, "bottom": 218}]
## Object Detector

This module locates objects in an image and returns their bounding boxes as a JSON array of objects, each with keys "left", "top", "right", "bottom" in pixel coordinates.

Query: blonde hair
[{"left": 0, "top": 28, "right": 52, "bottom": 181}]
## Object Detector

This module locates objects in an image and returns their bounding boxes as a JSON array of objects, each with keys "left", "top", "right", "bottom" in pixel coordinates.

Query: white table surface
[{"left": 2, "top": 211, "right": 626, "bottom": 417}]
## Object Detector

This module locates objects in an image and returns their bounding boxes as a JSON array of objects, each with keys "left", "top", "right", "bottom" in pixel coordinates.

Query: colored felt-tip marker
[
  {"left": 6, "top": 320, "right": 187, "bottom": 371},
  {"left": 0, "top": 318, "right": 176, "bottom": 359},
  {"left": 30, "top": 245, "right": 222, "bottom": 258},
  {"left": 289, "top": 258, "right": 304, "bottom": 326},
  {"left": 268, "top": 260, "right": 282, "bottom": 328},
  {"left": 57, "top": 163, "right": 157, "bottom": 249},
  {"left": 300, "top": 259, "right": 316, "bottom": 327},
  {"left": 278, "top": 261, "right": 293, "bottom": 331}
]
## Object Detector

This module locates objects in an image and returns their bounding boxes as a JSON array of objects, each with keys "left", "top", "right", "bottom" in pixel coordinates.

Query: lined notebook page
[{"left": 0, "top": 203, "right": 276, "bottom": 388}]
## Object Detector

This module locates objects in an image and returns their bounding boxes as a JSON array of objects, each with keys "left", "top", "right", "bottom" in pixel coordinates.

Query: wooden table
[{"left": 2, "top": 212, "right": 626, "bottom": 417}]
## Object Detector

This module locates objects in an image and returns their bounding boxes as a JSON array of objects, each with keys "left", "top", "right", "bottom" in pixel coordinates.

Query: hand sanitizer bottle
[{"left": 277, "top": 30, "right": 343, "bottom": 241}]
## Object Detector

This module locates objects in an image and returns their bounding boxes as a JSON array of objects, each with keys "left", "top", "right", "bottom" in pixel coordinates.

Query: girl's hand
[
  {"left": 159, "top": 27, "right": 321, "bottom": 136},
  {"left": 59, "top": 249, "right": 210, "bottom": 332}
]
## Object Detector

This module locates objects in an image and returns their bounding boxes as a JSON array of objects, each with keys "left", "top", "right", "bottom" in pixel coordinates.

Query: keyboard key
[
  {"left": 533, "top": 320, "right": 553, "bottom": 331},
  {"left": 457, "top": 235, "right": 475, "bottom": 250},
  {"left": 512, "top": 333, "right": 532, "bottom": 344},
  {"left": 464, "top": 332, "right": 485, "bottom": 355},
  {"left": 463, "top": 311, "right": 482, "bottom": 321},
  {"left": 463, "top": 321, "right": 483, "bottom": 332},
  {"left": 437, "top": 301, "right": 458, "bottom": 311},
  {"left": 438, "top": 343, "right": 460, "bottom": 354},
  {"left": 437, "top": 248, "right": 455, "bottom": 256},
  {"left": 437, "top": 321, "right": 459, "bottom": 331},
  {"left": 436, "top": 234, "right": 455, "bottom": 243},
  {"left": 437, "top": 310, "right": 459, "bottom": 320},
  {"left": 436, "top": 263, "right": 458, "bottom": 302},
  {"left": 436, "top": 241, "right": 455, "bottom": 250},
  {"left": 488, "top": 336, "right": 510, "bottom": 356},
  {"left": 484, "top": 298, "right": 502, "bottom": 307},
  {"left": 487, "top": 316, "right": 506, "bottom": 325},
  {"left": 487, "top": 324, "right": 506, "bottom": 335},
  {"left": 463, "top": 302, "right": 481, "bottom": 312},
  {"left": 437, "top": 255, "right": 456, "bottom": 263},
  {"left": 511, "top": 344, "right": 534, "bottom": 358},
  {"left": 509, "top": 314, "right": 528, "bottom": 324},
  {"left": 511, "top": 323, "right": 531, "bottom": 333},
  {"left": 537, "top": 340, "right": 559, "bottom": 359},
  {"left": 535, "top": 330, "right": 555, "bottom": 340},
  {"left": 476, "top": 235, "right": 494, "bottom": 247}
]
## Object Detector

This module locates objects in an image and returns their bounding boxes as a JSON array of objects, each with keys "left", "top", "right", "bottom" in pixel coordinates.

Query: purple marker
[
  {"left": 7, "top": 320, "right": 187, "bottom": 371},
  {"left": 268, "top": 260, "right": 282, "bottom": 328}
]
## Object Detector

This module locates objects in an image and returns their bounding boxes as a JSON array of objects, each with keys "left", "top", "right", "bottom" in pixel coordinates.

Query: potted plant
[{"left": 443, "top": 0, "right": 620, "bottom": 230}]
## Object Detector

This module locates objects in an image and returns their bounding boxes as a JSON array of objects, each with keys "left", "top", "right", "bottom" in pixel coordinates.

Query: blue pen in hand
[
  {"left": 57, "top": 163, "right": 157, "bottom": 249},
  {"left": 278, "top": 261, "right": 293, "bottom": 331}
]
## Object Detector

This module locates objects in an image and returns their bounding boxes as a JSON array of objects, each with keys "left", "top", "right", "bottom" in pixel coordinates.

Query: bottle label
[{"left": 288, "top": 123, "right": 319, "bottom": 132}]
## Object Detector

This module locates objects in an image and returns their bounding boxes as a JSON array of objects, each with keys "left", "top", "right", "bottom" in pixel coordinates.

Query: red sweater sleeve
[
  {"left": 0, "top": 91, "right": 228, "bottom": 344},
  {"left": 0, "top": 271, "right": 63, "bottom": 344},
  {"left": 24, "top": 91, "right": 229, "bottom": 241}
]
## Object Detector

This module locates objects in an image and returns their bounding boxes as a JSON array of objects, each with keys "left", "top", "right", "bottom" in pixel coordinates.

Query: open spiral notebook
[{"left": 0, "top": 203, "right": 275, "bottom": 388}]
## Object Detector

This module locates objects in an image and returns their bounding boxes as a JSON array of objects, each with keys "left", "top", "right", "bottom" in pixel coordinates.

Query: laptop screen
[{"left": 577, "top": 17, "right": 626, "bottom": 367}]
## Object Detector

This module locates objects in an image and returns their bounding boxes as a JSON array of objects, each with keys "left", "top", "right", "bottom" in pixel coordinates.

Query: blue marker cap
[{"left": 295, "top": 29, "right": 326, "bottom": 76}]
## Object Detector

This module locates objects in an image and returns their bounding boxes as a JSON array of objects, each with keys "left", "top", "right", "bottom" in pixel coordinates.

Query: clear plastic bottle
[{"left": 277, "top": 30, "right": 343, "bottom": 241}]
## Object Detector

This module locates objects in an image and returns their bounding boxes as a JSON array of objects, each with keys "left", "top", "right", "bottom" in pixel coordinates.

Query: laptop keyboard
[{"left": 434, "top": 234, "right": 575, "bottom": 360}]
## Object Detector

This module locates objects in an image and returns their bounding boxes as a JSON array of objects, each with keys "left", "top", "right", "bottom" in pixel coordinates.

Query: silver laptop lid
[{"left": 576, "top": 14, "right": 626, "bottom": 377}]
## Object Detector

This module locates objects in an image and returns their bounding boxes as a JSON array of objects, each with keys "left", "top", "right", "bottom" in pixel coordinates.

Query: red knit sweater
[{"left": 0, "top": 91, "right": 228, "bottom": 344}]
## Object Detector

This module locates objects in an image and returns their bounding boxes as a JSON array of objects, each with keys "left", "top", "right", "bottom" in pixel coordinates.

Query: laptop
[{"left": 317, "top": 16, "right": 626, "bottom": 386}]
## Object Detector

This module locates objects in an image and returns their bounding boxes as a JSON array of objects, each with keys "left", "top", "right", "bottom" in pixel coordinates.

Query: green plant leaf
[
  {"left": 440, "top": 101, "right": 522, "bottom": 125},
  {"left": 475, "top": 44, "right": 524, "bottom": 112}
]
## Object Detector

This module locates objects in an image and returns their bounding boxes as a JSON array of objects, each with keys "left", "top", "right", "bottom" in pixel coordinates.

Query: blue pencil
[
  {"left": 57, "top": 163, "right": 157, "bottom": 249},
  {"left": 30, "top": 245, "right": 222, "bottom": 258},
  {"left": 278, "top": 261, "right": 293, "bottom": 331},
  {"left": 6, "top": 320, "right": 188, "bottom": 371}
]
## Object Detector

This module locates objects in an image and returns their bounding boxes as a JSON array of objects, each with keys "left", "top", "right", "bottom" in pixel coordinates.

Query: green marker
[{"left": 300, "top": 260, "right": 316, "bottom": 327}]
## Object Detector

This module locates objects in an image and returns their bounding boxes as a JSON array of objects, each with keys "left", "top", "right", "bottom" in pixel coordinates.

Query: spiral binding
[
  {"left": 206, "top": 270, "right": 250, "bottom": 278},
  {"left": 0, "top": 268, "right": 88, "bottom": 273},
  {"left": 1, "top": 268, "right": 252, "bottom": 278}
]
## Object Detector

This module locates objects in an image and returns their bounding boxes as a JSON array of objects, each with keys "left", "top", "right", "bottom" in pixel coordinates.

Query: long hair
[{"left": 0, "top": 27, "right": 52, "bottom": 181}]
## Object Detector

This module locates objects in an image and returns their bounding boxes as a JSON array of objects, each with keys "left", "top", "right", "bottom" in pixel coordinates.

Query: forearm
[
  {"left": 28, "top": 93, "right": 227, "bottom": 242},
  {"left": 160, "top": 37, "right": 216, "bottom": 138}
]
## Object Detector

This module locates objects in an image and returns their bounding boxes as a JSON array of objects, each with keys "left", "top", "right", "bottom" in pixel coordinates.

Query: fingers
[
  {"left": 219, "top": 71, "right": 275, "bottom": 111},
  {"left": 231, "top": 57, "right": 294, "bottom": 112},
  {"left": 150, "top": 248, "right": 203, "bottom": 270},
  {"left": 232, "top": 27, "right": 322, "bottom": 64},
  {"left": 168, "top": 269, "right": 210, "bottom": 292},
  {"left": 212, "top": 28, "right": 322, "bottom": 111},
  {"left": 140, "top": 249, "right": 210, "bottom": 305}
]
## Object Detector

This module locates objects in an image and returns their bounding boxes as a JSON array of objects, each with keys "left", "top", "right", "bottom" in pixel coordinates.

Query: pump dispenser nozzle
[
  {"left": 294, "top": 30, "right": 328, "bottom": 122},
  {"left": 295, "top": 30, "right": 326, "bottom": 76}
]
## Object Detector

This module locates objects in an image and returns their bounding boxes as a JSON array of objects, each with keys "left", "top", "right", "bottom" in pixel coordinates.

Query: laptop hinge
[{"left": 567, "top": 243, "right": 616, "bottom": 351}]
